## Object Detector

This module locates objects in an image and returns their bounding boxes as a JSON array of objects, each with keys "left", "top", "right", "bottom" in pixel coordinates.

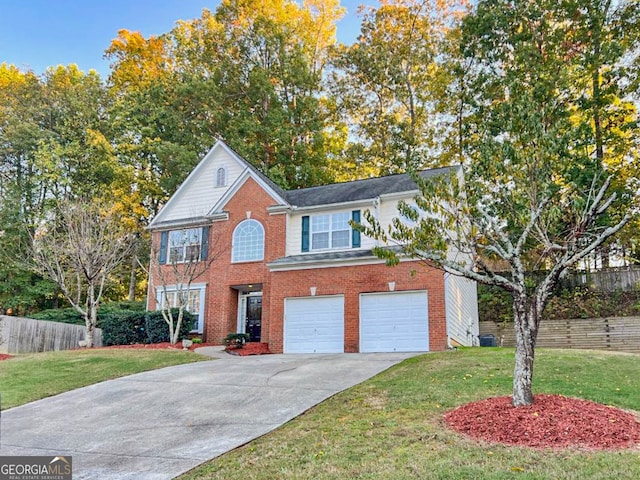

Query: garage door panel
[
  {"left": 360, "top": 291, "right": 429, "bottom": 353},
  {"left": 284, "top": 296, "right": 344, "bottom": 353}
]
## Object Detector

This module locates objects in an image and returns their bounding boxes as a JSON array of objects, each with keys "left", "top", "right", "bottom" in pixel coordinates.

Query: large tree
[
  {"left": 0, "top": 64, "right": 120, "bottom": 312},
  {"left": 106, "top": 0, "right": 344, "bottom": 192},
  {"left": 328, "top": 0, "right": 469, "bottom": 178},
  {"left": 29, "top": 198, "right": 136, "bottom": 347},
  {"left": 360, "top": 0, "right": 639, "bottom": 406}
]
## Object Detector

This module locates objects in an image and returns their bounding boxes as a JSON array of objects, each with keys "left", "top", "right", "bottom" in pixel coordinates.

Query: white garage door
[
  {"left": 360, "top": 291, "right": 429, "bottom": 352},
  {"left": 284, "top": 295, "right": 344, "bottom": 353}
]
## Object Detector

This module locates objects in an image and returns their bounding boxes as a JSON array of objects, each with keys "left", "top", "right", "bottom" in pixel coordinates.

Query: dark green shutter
[
  {"left": 301, "top": 216, "right": 310, "bottom": 252},
  {"left": 351, "top": 210, "right": 361, "bottom": 248},
  {"left": 159, "top": 231, "right": 168, "bottom": 264},
  {"left": 200, "top": 226, "right": 209, "bottom": 261}
]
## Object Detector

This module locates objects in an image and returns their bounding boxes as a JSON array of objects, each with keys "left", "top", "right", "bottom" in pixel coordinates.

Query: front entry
[{"left": 238, "top": 292, "right": 262, "bottom": 342}]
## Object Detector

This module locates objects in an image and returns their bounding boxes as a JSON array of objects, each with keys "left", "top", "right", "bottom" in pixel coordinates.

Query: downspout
[
  {"left": 444, "top": 270, "right": 453, "bottom": 349},
  {"left": 373, "top": 196, "right": 381, "bottom": 246}
]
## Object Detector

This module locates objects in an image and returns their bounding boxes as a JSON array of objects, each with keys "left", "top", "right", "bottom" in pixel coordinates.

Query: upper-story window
[
  {"left": 232, "top": 219, "right": 265, "bottom": 262},
  {"left": 312, "top": 212, "right": 350, "bottom": 250},
  {"left": 216, "top": 167, "right": 227, "bottom": 187},
  {"left": 301, "top": 211, "right": 361, "bottom": 252},
  {"left": 169, "top": 228, "right": 201, "bottom": 263},
  {"left": 159, "top": 227, "right": 209, "bottom": 264}
]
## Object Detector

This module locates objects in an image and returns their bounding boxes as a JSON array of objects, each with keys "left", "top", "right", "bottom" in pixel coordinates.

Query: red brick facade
[
  {"left": 149, "top": 176, "right": 449, "bottom": 353},
  {"left": 268, "top": 262, "right": 447, "bottom": 353}
]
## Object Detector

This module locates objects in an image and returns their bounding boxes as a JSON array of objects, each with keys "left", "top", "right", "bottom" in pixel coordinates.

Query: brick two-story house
[{"left": 146, "top": 141, "right": 479, "bottom": 353}]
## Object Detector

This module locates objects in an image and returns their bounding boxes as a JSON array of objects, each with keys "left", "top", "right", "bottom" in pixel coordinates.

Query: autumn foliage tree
[
  {"left": 328, "top": 0, "right": 469, "bottom": 178},
  {"left": 359, "top": 0, "right": 640, "bottom": 406}
]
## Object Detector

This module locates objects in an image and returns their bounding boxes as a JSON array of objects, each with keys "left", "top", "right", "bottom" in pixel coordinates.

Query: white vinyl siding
[
  {"left": 360, "top": 291, "right": 429, "bottom": 352},
  {"left": 445, "top": 273, "right": 479, "bottom": 346},
  {"left": 284, "top": 296, "right": 344, "bottom": 353},
  {"left": 161, "top": 149, "right": 245, "bottom": 222},
  {"left": 377, "top": 196, "right": 420, "bottom": 231},
  {"left": 287, "top": 208, "right": 380, "bottom": 256}
]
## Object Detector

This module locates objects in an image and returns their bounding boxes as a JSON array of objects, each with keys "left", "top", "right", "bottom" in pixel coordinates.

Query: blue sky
[{"left": 0, "top": 0, "right": 368, "bottom": 78}]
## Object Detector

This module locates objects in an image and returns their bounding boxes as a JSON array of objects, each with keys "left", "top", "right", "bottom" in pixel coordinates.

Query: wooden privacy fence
[
  {"left": 480, "top": 317, "right": 640, "bottom": 353},
  {"left": 0, "top": 315, "right": 103, "bottom": 354},
  {"left": 561, "top": 266, "right": 640, "bottom": 292}
]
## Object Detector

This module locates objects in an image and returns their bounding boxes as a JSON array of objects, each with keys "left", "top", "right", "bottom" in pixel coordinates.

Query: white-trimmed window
[
  {"left": 156, "top": 285, "right": 205, "bottom": 332},
  {"left": 168, "top": 228, "right": 201, "bottom": 263},
  {"left": 232, "top": 219, "right": 265, "bottom": 262},
  {"left": 216, "top": 167, "right": 227, "bottom": 187},
  {"left": 311, "top": 212, "right": 351, "bottom": 250}
]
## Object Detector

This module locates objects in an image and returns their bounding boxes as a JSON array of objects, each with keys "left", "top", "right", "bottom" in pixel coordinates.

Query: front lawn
[
  {"left": 182, "top": 348, "right": 640, "bottom": 480},
  {"left": 0, "top": 348, "right": 210, "bottom": 409}
]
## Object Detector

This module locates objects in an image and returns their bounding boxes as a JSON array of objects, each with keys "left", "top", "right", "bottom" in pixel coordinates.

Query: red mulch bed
[
  {"left": 225, "top": 342, "right": 272, "bottom": 356},
  {"left": 101, "top": 342, "right": 219, "bottom": 351},
  {"left": 102, "top": 342, "right": 272, "bottom": 356},
  {"left": 444, "top": 394, "right": 640, "bottom": 450},
  {"left": 0, "top": 354, "right": 13, "bottom": 361}
]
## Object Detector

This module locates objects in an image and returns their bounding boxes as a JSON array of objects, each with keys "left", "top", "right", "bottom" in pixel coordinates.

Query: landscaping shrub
[
  {"left": 477, "top": 285, "right": 513, "bottom": 323},
  {"left": 478, "top": 284, "right": 640, "bottom": 323},
  {"left": 224, "top": 333, "right": 250, "bottom": 347},
  {"left": 144, "top": 309, "right": 195, "bottom": 344},
  {"left": 31, "top": 307, "right": 84, "bottom": 325},
  {"left": 102, "top": 311, "right": 147, "bottom": 346},
  {"left": 99, "top": 301, "right": 146, "bottom": 314},
  {"left": 31, "top": 301, "right": 146, "bottom": 327}
]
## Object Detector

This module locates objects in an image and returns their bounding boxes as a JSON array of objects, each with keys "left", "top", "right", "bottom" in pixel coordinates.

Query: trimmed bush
[
  {"left": 31, "top": 307, "right": 84, "bottom": 325},
  {"left": 30, "top": 301, "right": 146, "bottom": 327},
  {"left": 478, "top": 284, "right": 640, "bottom": 323},
  {"left": 102, "top": 311, "right": 147, "bottom": 346},
  {"left": 144, "top": 309, "right": 195, "bottom": 344}
]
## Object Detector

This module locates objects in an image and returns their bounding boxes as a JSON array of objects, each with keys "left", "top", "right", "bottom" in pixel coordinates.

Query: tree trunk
[
  {"left": 85, "top": 312, "right": 96, "bottom": 348},
  {"left": 512, "top": 295, "right": 538, "bottom": 406},
  {"left": 170, "top": 308, "right": 184, "bottom": 345},
  {"left": 128, "top": 254, "right": 137, "bottom": 301},
  {"left": 85, "top": 284, "right": 97, "bottom": 348}
]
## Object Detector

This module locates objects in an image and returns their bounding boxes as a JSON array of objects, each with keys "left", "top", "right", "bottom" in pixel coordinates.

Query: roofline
[
  {"left": 267, "top": 254, "right": 386, "bottom": 271},
  {"left": 219, "top": 142, "right": 289, "bottom": 202},
  {"left": 148, "top": 141, "right": 223, "bottom": 228},
  {"left": 285, "top": 165, "right": 460, "bottom": 195},
  {"left": 208, "top": 167, "right": 289, "bottom": 214},
  {"left": 288, "top": 198, "right": 376, "bottom": 213},
  {"left": 283, "top": 165, "right": 461, "bottom": 208},
  {"left": 267, "top": 252, "right": 421, "bottom": 271}
]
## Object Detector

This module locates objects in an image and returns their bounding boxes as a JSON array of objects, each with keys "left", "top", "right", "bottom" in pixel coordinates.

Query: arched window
[
  {"left": 232, "top": 219, "right": 265, "bottom": 262},
  {"left": 216, "top": 167, "right": 226, "bottom": 187}
]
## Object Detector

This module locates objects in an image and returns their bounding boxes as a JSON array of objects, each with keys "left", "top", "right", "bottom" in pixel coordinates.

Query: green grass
[
  {"left": 181, "top": 348, "right": 640, "bottom": 480},
  {"left": 0, "top": 348, "right": 210, "bottom": 409}
]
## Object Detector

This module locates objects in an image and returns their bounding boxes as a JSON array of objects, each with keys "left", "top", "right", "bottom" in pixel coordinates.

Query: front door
[{"left": 245, "top": 295, "right": 262, "bottom": 342}]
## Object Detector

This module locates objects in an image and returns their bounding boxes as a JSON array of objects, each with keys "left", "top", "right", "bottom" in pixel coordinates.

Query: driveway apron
[{"left": 0, "top": 351, "right": 417, "bottom": 479}]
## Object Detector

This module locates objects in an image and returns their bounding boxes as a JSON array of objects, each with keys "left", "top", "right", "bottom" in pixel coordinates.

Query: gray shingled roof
[
  {"left": 268, "top": 248, "right": 380, "bottom": 266},
  {"left": 226, "top": 143, "right": 458, "bottom": 208},
  {"left": 283, "top": 166, "right": 457, "bottom": 207},
  {"left": 224, "top": 144, "right": 289, "bottom": 200},
  {"left": 268, "top": 246, "right": 405, "bottom": 268}
]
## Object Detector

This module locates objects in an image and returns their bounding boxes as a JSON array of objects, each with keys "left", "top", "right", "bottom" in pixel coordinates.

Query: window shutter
[
  {"left": 351, "top": 210, "right": 361, "bottom": 248},
  {"left": 159, "top": 231, "right": 168, "bottom": 264},
  {"left": 301, "top": 216, "right": 310, "bottom": 252},
  {"left": 200, "top": 226, "right": 209, "bottom": 261}
]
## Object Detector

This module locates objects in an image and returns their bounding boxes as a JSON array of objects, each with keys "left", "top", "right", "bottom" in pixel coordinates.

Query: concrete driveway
[{"left": 0, "top": 349, "right": 418, "bottom": 479}]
